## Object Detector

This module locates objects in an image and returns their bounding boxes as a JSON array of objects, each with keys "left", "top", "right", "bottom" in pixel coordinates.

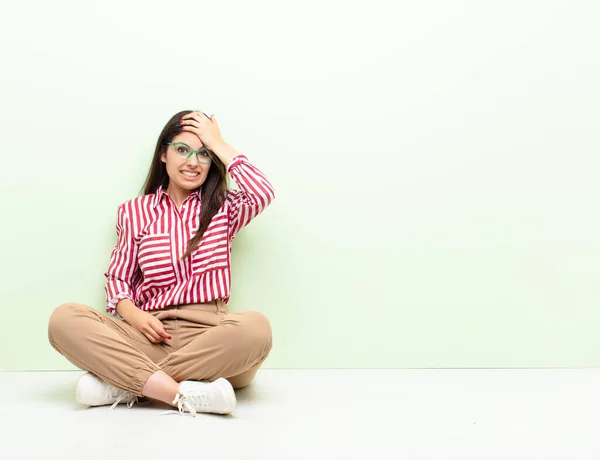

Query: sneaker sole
[{"left": 213, "top": 378, "right": 237, "bottom": 414}]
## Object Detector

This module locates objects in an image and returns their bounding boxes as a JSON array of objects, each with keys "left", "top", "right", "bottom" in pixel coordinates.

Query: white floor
[{"left": 1, "top": 369, "right": 599, "bottom": 459}]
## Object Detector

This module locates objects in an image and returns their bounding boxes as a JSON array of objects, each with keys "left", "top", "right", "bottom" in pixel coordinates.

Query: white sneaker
[
  {"left": 172, "top": 378, "right": 237, "bottom": 416},
  {"left": 75, "top": 372, "right": 138, "bottom": 410}
]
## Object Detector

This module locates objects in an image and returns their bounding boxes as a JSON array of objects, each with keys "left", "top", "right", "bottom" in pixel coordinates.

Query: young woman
[{"left": 48, "top": 110, "right": 275, "bottom": 416}]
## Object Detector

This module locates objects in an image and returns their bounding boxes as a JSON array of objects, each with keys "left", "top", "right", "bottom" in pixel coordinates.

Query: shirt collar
[{"left": 152, "top": 185, "right": 202, "bottom": 208}]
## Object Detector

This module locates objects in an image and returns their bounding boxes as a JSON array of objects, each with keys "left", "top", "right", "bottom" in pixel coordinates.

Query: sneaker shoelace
[
  {"left": 107, "top": 387, "right": 138, "bottom": 411},
  {"left": 172, "top": 388, "right": 213, "bottom": 417}
]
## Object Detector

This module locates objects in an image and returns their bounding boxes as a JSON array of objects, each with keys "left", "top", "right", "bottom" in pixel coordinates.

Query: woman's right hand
[{"left": 117, "top": 299, "right": 171, "bottom": 343}]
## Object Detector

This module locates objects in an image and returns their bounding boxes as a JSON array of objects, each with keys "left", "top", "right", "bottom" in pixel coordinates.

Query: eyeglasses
[{"left": 164, "top": 142, "right": 213, "bottom": 164}]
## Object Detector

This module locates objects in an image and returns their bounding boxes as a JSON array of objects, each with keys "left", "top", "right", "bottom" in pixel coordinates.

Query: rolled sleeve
[
  {"left": 104, "top": 204, "right": 139, "bottom": 317},
  {"left": 226, "top": 154, "right": 276, "bottom": 238}
]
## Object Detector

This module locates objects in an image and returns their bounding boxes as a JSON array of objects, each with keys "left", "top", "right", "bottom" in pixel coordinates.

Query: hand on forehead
[{"left": 172, "top": 131, "right": 205, "bottom": 149}]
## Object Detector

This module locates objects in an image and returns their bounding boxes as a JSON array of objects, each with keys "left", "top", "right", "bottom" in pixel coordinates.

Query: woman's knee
[
  {"left": 48, "top": 303, "right": 89, "bottom": 340},
  {"left": 242, "top": 310, "right": 272, "bottom": 340},
  {"left": 227, "top": 366, "right": 260, "bottom": 390},
  {"left": 229, "top": 310, "right": 272, "bottom": 351}
]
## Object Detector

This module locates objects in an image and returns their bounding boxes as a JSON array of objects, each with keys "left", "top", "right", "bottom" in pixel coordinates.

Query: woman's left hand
[{"left": 180, "top": 111, "right": 225, "bottom": 152}]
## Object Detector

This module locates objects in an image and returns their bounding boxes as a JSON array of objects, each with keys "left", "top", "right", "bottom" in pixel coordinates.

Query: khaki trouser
[{"left": 47, "top": 300, "right": 272, "bottom": 396}]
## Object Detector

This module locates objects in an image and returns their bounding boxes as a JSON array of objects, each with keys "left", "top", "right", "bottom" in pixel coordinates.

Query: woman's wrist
[
  {"left": 211, "top": 142, "right": 239, "bottom": 167},
  {"left": 116, "top": 298, "right": 138, "bottom": 321}
]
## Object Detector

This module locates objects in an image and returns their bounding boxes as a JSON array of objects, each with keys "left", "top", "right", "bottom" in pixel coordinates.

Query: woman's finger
[
  {"left": 144, "top": 326, "right": 162, "bottom": 343},
  {"left": 180, "top": 125, "right": 199, "bottom": 135},
  {"left": 143, "top": 332, "right": 157, "bottom": 343},
  {"left": 150, "top": 321, "right": 171, "bottom": 340},
  {"left": 181, "top": 126, "right": 202, "bottom": 138},
  {"left": 181, "top": 114, "right": 200, "bottom": 125},
  {"left": 182, "top": 112, "right": 209, "bottom": 124},
  {"left": 182, "top": 112, "right": 202, "bottom": 122}
]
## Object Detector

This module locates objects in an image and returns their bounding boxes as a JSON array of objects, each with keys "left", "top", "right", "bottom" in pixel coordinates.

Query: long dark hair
[{"left": 141, "top": 110, "right": 228, "bottom": 260}]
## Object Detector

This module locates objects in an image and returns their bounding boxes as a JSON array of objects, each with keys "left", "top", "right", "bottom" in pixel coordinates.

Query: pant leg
[
  {"left": 159, "top": 307, "right": 272, "bottom": 389},
  {"left": 226, "top": 354, "right": 270, "bottom": 389},
  {"left": 48, "top": 303, "right": 173, "bottom": 396}
]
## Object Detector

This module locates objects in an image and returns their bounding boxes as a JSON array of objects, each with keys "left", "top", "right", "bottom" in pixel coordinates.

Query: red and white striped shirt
[{"left": 104, "top": 154, "right": 275, "bottom": 316}]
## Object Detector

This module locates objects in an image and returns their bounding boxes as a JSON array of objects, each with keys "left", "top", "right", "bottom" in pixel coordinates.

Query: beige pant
[{"left": 48, "top": 300, "right": 272, "bottom": 396}]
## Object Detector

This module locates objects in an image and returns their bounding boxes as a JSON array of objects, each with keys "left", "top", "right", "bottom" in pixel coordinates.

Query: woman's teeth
[{"left": 182, "top": 171, "right": 199, "bottom": 177}]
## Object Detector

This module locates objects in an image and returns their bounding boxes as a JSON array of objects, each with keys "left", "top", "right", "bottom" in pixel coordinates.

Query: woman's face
[{"left": 160, "top": 131, "right": 212, "bottom": 194}]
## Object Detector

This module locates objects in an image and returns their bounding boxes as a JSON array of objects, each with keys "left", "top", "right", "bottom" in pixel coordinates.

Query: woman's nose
[{"left": 187, "top": 154, "right": 200, "bottom": 165}]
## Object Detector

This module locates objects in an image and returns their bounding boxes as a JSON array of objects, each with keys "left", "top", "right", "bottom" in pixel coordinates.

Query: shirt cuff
[
  {"left": 226, "top": 154, "right": 247, "bottom": 172},
  {"left": 106, "top": 293, "right": 134, "bottom": 319}
]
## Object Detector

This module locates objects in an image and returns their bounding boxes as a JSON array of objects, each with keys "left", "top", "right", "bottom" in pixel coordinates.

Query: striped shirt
[{"left": 104, "top": 154, "right": 275, "bottom": 316}]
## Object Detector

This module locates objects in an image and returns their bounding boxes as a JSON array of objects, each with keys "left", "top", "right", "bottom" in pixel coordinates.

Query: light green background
[{"left": 1, "top": 0, "right": 598, "bottom": 370}]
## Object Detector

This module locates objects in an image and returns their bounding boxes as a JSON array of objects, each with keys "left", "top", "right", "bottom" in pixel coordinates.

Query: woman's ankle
[{"left": 142, "top": 370, "right": 180, "bottom": 405}]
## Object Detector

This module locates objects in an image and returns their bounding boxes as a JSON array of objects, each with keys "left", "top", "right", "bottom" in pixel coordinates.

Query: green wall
[{"left": 1, "top": 0, "right": 599, "bottom": 370}]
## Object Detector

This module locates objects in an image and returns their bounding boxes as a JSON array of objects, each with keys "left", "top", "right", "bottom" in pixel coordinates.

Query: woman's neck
[{"left": 165, "top": 185, "right": 191, "bottom": 210}]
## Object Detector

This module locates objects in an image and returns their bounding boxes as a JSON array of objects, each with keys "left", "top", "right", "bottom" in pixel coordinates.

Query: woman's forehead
[{"left": 172, "top": 132, "right": 204, "bottom": 149}]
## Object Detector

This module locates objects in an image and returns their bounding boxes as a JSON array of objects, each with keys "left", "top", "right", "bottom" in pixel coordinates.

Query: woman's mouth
[{"left": 181, "top": 170, "right": 200, "bottom": 180}]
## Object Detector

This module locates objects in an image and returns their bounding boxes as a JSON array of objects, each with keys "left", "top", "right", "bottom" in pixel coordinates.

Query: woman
[{"left": 48, "top": 110, "right": 275, "bottom": 416}]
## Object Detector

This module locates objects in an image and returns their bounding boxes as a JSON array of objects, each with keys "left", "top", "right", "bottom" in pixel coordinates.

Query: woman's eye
[
  {"left": 177, "top": 147, "right": 187, "bottom": 154},
  {"left": 199, "top": 150, "right": 209, "bottom": 157}
]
